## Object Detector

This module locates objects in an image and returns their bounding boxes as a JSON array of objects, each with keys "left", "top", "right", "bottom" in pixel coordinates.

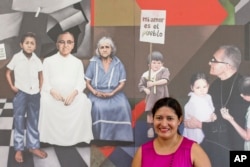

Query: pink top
[{"left": 141, "top": 137, "right": 194, "bottom": 167}]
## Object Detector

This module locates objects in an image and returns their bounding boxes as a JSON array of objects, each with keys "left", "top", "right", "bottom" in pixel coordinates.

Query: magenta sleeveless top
[{"left": 141, "top": 137, "right": 194, "bottom": 167}]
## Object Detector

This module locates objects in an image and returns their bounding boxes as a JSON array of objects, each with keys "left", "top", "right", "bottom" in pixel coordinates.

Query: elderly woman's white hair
[{"left": 95, "top": 36, "right": 117, "bottom": 56}]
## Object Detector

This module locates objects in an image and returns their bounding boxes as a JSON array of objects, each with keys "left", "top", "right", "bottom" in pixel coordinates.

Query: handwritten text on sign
[
  {"left": 0, "top": 43, "right": 6, "bottom": 60},
  {"left": 140, "top": 10, "right": 166, "bottom": 44}
]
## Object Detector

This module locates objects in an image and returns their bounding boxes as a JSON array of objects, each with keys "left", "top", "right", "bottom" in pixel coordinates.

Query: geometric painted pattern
[{"left": 0, "top": 98, "right": 152, "bottom": 167}]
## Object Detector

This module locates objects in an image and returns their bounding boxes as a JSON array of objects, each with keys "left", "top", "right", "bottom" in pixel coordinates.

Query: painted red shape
[
  {"left": 99, "top": 146, "right": 115, "bottom": 157},
  {"left": 136, "top": 0, "right": 228, "bottom": 25},
  {"left": 132, "top": 100, "right": 146, "bottom": 128}
]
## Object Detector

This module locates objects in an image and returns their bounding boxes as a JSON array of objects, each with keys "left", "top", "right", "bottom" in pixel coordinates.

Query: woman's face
[
  {"left": 99, "top": 42, "right": 112, "bottom": 58},
  {"left": 153, "top": 106, "right": 182, "bottom": 139}
]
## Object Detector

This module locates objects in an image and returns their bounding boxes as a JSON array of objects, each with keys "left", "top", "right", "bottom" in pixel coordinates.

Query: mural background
[{"left": 1, "top": 0, "right": 250, "bottom": 166}]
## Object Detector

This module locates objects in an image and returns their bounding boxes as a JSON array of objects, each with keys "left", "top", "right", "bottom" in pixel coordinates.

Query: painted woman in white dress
[{"left": 39, "top": 32, "right": 93, "bottom": 146}]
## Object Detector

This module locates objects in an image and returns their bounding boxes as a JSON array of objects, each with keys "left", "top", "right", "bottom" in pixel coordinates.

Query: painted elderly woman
[{"left": 85, "top": 36, "right": 133, "bottom": 142}]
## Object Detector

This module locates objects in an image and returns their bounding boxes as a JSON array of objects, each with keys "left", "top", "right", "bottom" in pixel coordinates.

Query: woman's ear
[{"left": 179, "top": 116, "right": 183, "bottom": 125}]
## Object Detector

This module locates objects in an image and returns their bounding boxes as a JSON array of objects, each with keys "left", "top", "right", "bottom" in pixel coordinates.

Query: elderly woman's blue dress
[{"left": 85, "top": 55, "right": 134, "bottom": 141}]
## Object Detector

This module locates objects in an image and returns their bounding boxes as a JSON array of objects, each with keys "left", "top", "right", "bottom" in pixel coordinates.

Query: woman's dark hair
[
  {"left": 152, "top": 97, "right": 183, "bottom": 119},
  {"left": 239, "top": 75, "right": 250, "bottom": 96}
]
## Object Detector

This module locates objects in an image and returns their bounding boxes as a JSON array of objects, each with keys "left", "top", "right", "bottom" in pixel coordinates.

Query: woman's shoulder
[
  {"left": 112, "top": 56, "right": 122, "bottom": 63},
  {"left": 181, "top": 137, "right": 195, "bottom": 148},
  {"left": 142, "top": 140, "right": 154, "bottom": 149}
]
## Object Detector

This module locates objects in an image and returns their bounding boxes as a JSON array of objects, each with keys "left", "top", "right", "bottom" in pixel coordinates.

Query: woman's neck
[
  {"left": 154, "top": 134, "right": 182, "bottom": 154},
  {"left": 101, "top": 56, "right": 112, "bottom": 62},
  {"left": 101, "top": 56, "right": 112, "bottom": 72}
]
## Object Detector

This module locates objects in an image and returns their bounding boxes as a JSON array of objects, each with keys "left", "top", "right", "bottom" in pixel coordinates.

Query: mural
[{"left": 1, "top": 0, "right": 250, "bottom": 166}]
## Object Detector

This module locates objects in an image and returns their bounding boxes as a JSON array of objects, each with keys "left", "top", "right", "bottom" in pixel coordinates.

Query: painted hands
[
  {"left": 220, "top": 108, "right": 234, "bottom": 121},
  {"left": 210, "top": 112, "right": 217, "bottom": 122},
  {"left": 64, "top": 90, "right": 77, "bottom": 106},
  {"left": 144, "top": 88, "right": 150, "bottom": 95},
  {"left": 50, "top": 89, "right": 77, "bottom": 106},
  {"left": 94, "top": 91, "right": 114, "bottom": 98},
  {"left": 50, "top": 89, "right": 64, "bottom": 102},
  {"left": 147, "top": 81, "right": 155, "bottom": 88},
  {"left": 184, "top": 116, "right": 202, "bottom": 129}
]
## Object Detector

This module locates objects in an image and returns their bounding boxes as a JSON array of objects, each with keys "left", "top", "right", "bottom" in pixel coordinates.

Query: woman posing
[{"left": 132, "top": 97, "right": 211, "bottom": 167}]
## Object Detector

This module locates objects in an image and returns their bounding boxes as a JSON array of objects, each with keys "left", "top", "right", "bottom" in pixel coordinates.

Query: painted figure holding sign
[{"left": 138, "top": 51, "right": 170, "bottom": 138}]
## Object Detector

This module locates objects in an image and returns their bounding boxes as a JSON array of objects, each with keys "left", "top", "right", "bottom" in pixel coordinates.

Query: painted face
[
  {"left": 56, "top": 33, "right": 75, "bottom": 56},
  {"left": 153, "top": 106, "right": 182, "bottom": 139},
  {"left": 191, "top": 79, "right": 209, "bottom": 96},
  {"left": 99, "top": 42, "right": 112, "bottom": 58},
  {"left": 20, "top": 37, "right": 36, "bottom": 55},
  {"left": 150, "top": 60, "right": 163, "bottom": 72},
  {"left": 209, "top": 49, "right": 229, "bottom": 78}
]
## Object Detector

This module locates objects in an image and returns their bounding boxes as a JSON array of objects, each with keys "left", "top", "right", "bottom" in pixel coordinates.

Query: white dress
[
  {"left": 38, "top": 53, "right": 93, "bottom": 146},
  {"left": 183, "top": 92, "right": 214, "bottom": 143}
]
